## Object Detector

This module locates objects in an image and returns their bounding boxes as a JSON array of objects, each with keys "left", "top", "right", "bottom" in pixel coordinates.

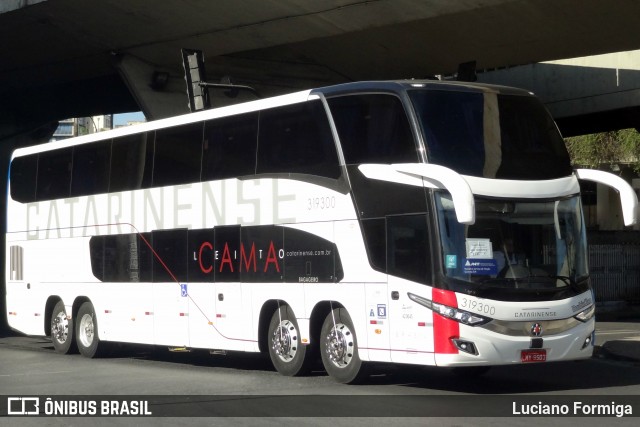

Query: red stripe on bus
[{"left": 432, "top": 289, "right": 459, "bottom": 354}]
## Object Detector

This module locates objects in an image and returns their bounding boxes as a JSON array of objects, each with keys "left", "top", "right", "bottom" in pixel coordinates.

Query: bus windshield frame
[{"left": 434, "top": 192, "right": 590, "bottom": 300}]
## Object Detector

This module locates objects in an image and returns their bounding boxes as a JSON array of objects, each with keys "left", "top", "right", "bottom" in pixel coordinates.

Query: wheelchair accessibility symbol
[{"left": 180, "top": 284, "right": 188, "bottom": 297}]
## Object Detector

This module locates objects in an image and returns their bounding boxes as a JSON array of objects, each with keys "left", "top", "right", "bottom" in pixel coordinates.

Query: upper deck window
[
  {"left": 256, "top": 100, "right": 340, "bottom": 178},
  {"left": 153, "top": 123, "right": 203, "bottom": 187},
  {"left": 409, "top": 89, "right": 572, "bottom": 179},
  {"left": 328, "top": 94, "right": 418, "bottom": 165},
  {"left": 202, "top": 112, "right": 258, "bottom": 180}
]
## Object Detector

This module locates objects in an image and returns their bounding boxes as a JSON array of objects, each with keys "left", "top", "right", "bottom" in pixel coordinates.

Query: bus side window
[
  {"left": 361, "top": 218, "right": 386, "bottom": 273},
  {"left": 91, "top": 233, "right": 153, "bottom": 282},
  {"left": 110, "top": 133, "right": 153, "bottom": 192},
  {"left": 153, "top": 122, "right": 204, "bottom": 187},
  {"left": 71, "top": 141, "right": 111, "bottom": 197},
  {"left": 215, "top": 225, "right": 240, "bottom": 282},
  {"left": 327, "top": 94, "right": 418, "bottom": 165},
  {"left": 202, "top": 112, "right": 258, "bottom": 181},
  {"left": 10, "top": 155, "right": 38, "bottom": 203},
  {"left": 36, "top": 148, "right": 72, "bottom": 201},
  {"left": 256, "top": 100, "right": 340, "bottom": 179},
  {"left": 151, "top": 229, "right": 188, "bottom": 283},
  {"left": 387, "top": 214, "right": 430, "bottom": 284}
]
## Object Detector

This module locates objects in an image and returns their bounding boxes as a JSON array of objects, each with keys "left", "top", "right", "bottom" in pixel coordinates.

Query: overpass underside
[
  {"left": 479, "top": 50, "right": 640, "bottom": 137},
  {"left": 4, "top": 0, "right": 640, "bottom": 148}
]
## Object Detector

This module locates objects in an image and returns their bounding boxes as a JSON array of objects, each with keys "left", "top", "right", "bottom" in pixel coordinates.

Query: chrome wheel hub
[
  {"left": 52, "top": 312, "right": 69, "bottom": 344},
  {"left": 78, "top": 313, "right": 94, "bottom": 348},
  {"left": 325, "top": 323, "right": 354, "bottom": 368},
  {"left": 271, "top": 319, "right": 298, "bottom": 362}
]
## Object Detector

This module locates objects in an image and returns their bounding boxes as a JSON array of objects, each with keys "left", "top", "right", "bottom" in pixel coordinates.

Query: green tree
[{"left": 564, "top": 129, "right": 640, "bottom": 173}]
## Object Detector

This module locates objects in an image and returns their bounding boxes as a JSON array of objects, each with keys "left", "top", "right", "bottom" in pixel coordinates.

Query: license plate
[{"left": 521, "top": 349, "right": 547, "bottom": 363}]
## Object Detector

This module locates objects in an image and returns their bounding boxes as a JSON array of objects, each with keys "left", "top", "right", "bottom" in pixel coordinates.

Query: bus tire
[
  {"left": 320, "top": 308, "right": 366, "bottom": 384},
  {"left": 50, "top": 301, "right": 77, "bottom": 354},
  {"left": 76, "top": 302, "right": 104, "bottom": 358},
  {"left": 268, "top": 305, "right": 312, "bottom": 376}
]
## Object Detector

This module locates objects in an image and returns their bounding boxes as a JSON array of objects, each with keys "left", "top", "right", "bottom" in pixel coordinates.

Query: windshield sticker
[
  {"left": 445, "top": 255, "right": 457, "bottom": 269},
  {"left": 463, "top": 259, "right": 498, "bottom": 275},
  {"left": 465, "top": 238, "right": 493, "bottom": 259}
]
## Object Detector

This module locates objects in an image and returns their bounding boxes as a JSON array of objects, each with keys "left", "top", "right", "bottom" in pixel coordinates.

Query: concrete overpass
[
  {"left": 4, "top": 0, "right": 640, "bottom": 148},
  {"left": 479, "top": 50, "right": 640, "bottom": 137}
]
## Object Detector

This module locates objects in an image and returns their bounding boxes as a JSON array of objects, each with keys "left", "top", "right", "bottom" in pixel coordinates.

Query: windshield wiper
[
  {"left": 477, "top": 274, "right": 581, "bottom": 292},
  {"left": 528, "top": 274, "right": 582, "bottom": 292}
]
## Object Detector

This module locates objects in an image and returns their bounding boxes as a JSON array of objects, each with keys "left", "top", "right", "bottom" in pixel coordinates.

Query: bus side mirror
[
  {"left": 357, "top": 163, "right": 475, "bottom": 224},
  {"left": 394, "top": 164, "right": 475, "bottom": 225},
  {"left": 575, "top": 169, "right": 639, "bottom": 226}
]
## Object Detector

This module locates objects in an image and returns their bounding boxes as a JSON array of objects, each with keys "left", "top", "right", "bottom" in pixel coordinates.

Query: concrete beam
[
  {"left": 478, "top": 50, "right": 640, "bottom": 134},
  {"left": 114, "top": 54, "right": 189, "bottom": 121},
  {"left": 114, "top": 54, "right": 267, "bottom": 120},
  {"left": 0, "top": 0, "right": 47, "bottom": 14}
]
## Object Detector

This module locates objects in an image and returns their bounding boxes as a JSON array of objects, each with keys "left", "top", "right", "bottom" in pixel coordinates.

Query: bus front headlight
[
  {"left": 574, "top": 305, "right": 595, "bottom": 322},
  {"left": 408, "top": 293, "right": 491, "bottom": 326}
]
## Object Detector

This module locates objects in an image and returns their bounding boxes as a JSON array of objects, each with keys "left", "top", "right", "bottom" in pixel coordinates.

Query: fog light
[
  {"left": 582, "top": 331, "right": 595, "bottom": 349},
  {"left": 452, "top": 339, "right": 478, "bottom": 355}
]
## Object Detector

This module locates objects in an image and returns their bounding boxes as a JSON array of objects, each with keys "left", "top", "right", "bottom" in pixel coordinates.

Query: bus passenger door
[
  {"left": 212, "top": 225, "right": 248, "bottom": 351},
  {"left": 388, "top": 277, "right": 435, "bottom": 365},
  {"left": 386, "top": 214, "right": 435, "bottom": 365},
  {"left": 151, "top": 230, "right": 190, "bottom": 347},
  {"left": 186, "top": 229, "right": 217, "bottom": 350}
]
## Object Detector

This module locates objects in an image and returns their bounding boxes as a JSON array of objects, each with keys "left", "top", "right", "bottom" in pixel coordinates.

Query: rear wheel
[
  {"left": 268, "top": 305, "right": 313, "bottom": 376},
  {"left": 76, "top": 301, "right": 105, "bottom": 358},
  {"left": 320, "top": 308, "right": 367, "bottom": 384},
  {"left": 50, "top": 301, "right": 76, "bottom": 354}
]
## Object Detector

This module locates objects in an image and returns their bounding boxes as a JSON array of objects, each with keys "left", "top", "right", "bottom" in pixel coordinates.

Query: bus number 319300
[
  {"left": 459, "top": 298, "right": 497, "bottom": 316},
  {"left": 307, "top": 196, "right": 336, "bottom": 211}
]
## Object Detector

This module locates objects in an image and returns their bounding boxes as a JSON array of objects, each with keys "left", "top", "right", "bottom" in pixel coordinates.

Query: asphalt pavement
[{"left": 594, "top": 302, "right": 640, "bottom": 363}]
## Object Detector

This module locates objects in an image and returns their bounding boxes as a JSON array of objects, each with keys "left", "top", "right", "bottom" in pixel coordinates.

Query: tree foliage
[{"left": 564, "top": 129, "right": 640, "bottom": 172}]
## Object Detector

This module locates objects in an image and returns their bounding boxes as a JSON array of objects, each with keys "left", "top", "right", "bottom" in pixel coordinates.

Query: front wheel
[
  {"left": 50, "top": 301, "right": 76, "bottom": 354},
  {"left": 320, "top": 308, "right": 366, "bottom": 384},
  {"left": 268, "top": 305, "right": 313, "bottom": 376},
  {"left": 76, "top": 302, "right": 105, "bottom": 358}
]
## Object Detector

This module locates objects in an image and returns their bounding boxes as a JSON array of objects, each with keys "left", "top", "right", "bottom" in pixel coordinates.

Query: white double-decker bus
[{"left": 5, "top": 80, "right": 638, "bottom": 383}]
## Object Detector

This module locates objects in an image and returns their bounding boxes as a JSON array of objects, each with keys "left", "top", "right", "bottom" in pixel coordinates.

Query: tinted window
[
  {"left": 10, "top": 155, "right": 38, "bottom": 203},
  {"left": 153, "top": 122, "right": 203, "bottom": 187},
  {"left": 241, "top": 226, "right": 284, "bottom": 282},
  {"left": 215, "top": 225, "right": 240, "bottom": 282},
  {"left": 202, "top": 112, "right": 258, "bottom": 181},
  {"left": 361, "top": 218, "right": 386, "bottom": 272},
  {"left": 387, "top": 214, "right": 430, "bottom": 283},
  {"left": 90, "top": 233, "right": 152, "bottom": 282},
  {"left": 36, "top": 148, "right": 72, "bottom": 201},
  {"left": 71, "top": 141, "right": 111, "bottom": 197},
  {"left": 328, "top": 94, "right": 418, "bottom": 165},
  {"left": 257, "top": 100, "right": 340, "bottom": 178},
  {"left": 411, "top": 90, "right": 485, "bottom": 176},
  {"left": 496, "top": 95, "right": 572, "bottom": 178},
  {"left": 152, "top": 229, "right": 188, "bottom": 282},
  {"left": 188, "top": 229, "right": 215, "bottom": 282},
  {"left": 283, "top": 226, "right": 343, "bottom": 283},
  {"left": 410, "top": 89, "right": 572, "bottom": 179},
  {"left": 110, "top": 133, "right": 153, "bottom": 192}
]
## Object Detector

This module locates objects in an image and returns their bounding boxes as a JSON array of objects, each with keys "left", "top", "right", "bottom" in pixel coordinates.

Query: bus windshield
[
  {"left": 409, "top": 89, "right": 572, "bottom": 180},
  {"left": 436, "top": 193, "right": 589, "bottom": 290}
]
